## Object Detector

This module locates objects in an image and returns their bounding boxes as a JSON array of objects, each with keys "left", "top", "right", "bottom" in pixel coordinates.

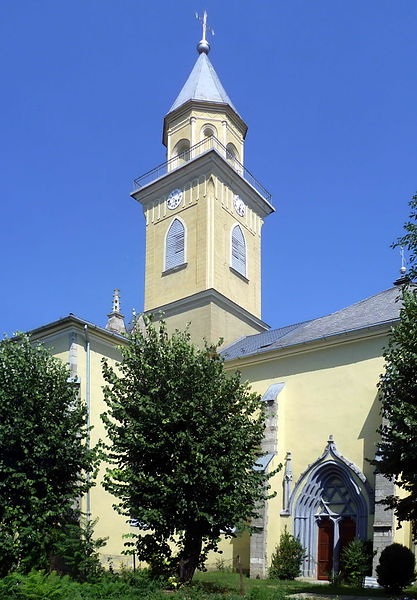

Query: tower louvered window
[
  {"left": 231, "top": 225, "right": 246, "bottom": 276},
  {"left": 165, "top": 219, "right": 185, "bottom": 270}
]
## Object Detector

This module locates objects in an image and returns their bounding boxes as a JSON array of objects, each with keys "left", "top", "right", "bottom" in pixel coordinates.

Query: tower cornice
[
  {"left": 145, "top": 288, "right": 269, "bottom": 335},
  {"left": 131, "top": 146, "right": 274, "bottom": 219}
]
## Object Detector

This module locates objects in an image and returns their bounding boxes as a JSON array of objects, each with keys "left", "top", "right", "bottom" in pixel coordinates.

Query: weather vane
[
  {"left": 195, "top": 10, "right": 214, "bottom": 54},
  {"left": 400, "top": 246, "right": 407, "bottom": 275}
]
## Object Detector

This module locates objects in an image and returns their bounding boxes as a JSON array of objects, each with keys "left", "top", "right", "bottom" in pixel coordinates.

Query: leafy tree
[
  {"left": 269, "top": 527, "right": 305, "bottom": 580},
  {"left": 102, "top": 319, "right": 277, "bottom": 583},
  {"left": 0, "top": 334, "right": 99, "bottom": 576},
  {"left": 373, "top": 195, "right": 417, "bottom": 537}
]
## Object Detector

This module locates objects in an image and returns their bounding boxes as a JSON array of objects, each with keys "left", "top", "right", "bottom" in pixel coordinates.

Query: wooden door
[
  {"left": 339, "top": 517, "right": 356, "bottom": 554},
  {"left": 317, "top": 518, "right": 334, "bottom": 580}
]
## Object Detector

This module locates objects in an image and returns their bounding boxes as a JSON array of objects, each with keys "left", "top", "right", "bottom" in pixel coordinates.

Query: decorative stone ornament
[
  {"left": 234, "top": 194, "right": 245, "bottom": 217},
  {"left": 166, "top": 188, "right": 183, "bottom": 210}
]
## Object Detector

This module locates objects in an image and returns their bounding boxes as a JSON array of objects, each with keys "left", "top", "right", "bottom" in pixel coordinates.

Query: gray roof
[
  {"left": 168, "top": 52, "right": 238, "bottom": 114},
  {"left": 222, "top": 286, "right": 402, "bottom": 361}
]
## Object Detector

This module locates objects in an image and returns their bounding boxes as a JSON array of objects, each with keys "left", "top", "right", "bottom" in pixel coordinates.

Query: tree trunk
[{"left": 177, "top": 531, "right": 203, "bottom": 583}]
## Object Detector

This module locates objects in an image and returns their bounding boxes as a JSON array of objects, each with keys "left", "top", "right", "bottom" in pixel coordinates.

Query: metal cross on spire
[{"left": 195, "top": 10, "right": 214, "bottom": 54}]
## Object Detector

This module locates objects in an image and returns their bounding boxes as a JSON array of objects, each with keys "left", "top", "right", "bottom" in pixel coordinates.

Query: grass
[
  {"left": 1, "top": 569, "right": 416, "bottom": 600},
  {"left": 192, "top": 570, "right": 417, "bottom": 598}
]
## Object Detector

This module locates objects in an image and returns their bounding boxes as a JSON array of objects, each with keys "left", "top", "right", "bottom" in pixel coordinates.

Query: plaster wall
[
  {"left": 44, "top": 328, "right": 134, "bottom": 568},
  {"left": 161, "top": 301, "right": 263, "bottom": 348},
  {"left": 143, "top": 172, "right": 262, "bottom": 322},
  {"left": 228, "top": 333, "right": 388, "bottom": 572}
]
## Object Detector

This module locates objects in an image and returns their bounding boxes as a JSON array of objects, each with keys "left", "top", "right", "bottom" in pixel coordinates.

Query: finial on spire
[{"left": 195, "top": 10, "right": 214, "bottom": 54}]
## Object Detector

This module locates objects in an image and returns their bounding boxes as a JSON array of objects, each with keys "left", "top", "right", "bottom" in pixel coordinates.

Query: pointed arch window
[
  {"left": 231, "top": 224, "right": 246, "bottom": 277},
  {"left": 165, "top": 218, "right": 185, "bottom": 271}
]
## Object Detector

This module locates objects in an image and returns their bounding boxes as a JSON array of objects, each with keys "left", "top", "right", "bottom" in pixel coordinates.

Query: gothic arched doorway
[{"left": 289, "top": 439, "right": 372, "bottom": 579}]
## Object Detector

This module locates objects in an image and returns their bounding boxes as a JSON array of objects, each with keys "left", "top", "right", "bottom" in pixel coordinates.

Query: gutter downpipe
[{"left": 84, "top": 324, "right": 91, "bottom": 519}]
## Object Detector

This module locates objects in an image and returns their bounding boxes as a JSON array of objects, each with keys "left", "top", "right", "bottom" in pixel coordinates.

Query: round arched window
[
  {"left": 173, "top": 139, "right": 190, "bottom": 164},
  {"left": 226, "top": 142, "right": 239, "bottom": 164},
  {"left": 201, "top": 124, "right": 217, "bottom": 139}
]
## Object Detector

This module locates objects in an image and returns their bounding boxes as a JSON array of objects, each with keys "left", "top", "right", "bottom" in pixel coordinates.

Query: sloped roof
[
  {"left": 168, "top": 52, "right": 238, "bottom": 114},
  {"left": 222, "top": 286, "right": 402, "bottom": 361}
]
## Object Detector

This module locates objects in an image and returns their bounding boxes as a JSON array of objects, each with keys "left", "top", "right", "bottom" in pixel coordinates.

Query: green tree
[
  {"left": 373, "top": 194, "right": 417, "bottom": 536},
  {"left": 340, "top": 540, "right": 372, "bottom": 586},
  {"left": 269, "top": 527, "right": 305, "bottom": 580},
  {"left": 0, "top": 334, "right": 99, "bottom": 575},
  {"left": 102, "top": 320, "right": 277, "bottom": 583}
]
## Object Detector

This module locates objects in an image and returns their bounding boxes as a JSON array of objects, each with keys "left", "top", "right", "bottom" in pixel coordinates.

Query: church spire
[
  {"left": 166, "top": 11, "right": 241, "bottom": 119},
  {"left": 105, "top": 288, "right": 126, "bottom": 334}
]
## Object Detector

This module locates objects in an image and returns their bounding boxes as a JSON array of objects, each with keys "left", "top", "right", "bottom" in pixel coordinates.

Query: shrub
[
  {"left": 49, "top": 518, "right": 107, "bottom": 582},
  {"left": 269, "top": 527, "right": 305, "bottom": 580},
  {"left": 0, "top": 568, "right": 165, "bottom": 600},
  {"left": 340, "top": 539, "right": 372, "bottom": 586},
  {"left": 376, "top": 543, "right": 415, "bottom": 593},
  {"left": 0, "top": 570, "right": 77, "bottom": 600}
]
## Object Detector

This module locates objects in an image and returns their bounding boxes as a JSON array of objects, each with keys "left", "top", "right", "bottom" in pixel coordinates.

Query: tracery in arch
[{"left": 287, "top": 437, "right": 373, "bottom": 579}]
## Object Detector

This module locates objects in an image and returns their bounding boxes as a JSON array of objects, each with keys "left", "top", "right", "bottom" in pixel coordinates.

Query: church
[{"left": 29, "top": 17, "right": 412, "bottom": 580}]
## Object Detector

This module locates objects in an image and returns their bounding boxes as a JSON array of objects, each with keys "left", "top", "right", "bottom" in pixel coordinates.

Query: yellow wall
[
  {"left": 40, "top": 325, "right": 135, "bottom": 569},
  {"left": 143, "top": 172, "right": 262, "bottom": 321},
  {"left": 227, "top": 332, "right": 388, "bottom": 570},
  {"left": 160, "top": 302, "right": 263, "bottom": 348}
]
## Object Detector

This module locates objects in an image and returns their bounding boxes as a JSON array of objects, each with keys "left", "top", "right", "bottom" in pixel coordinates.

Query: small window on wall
[
  {"left": 226, "top": 142, "right": 239, "bottom": 165},
  {"left": 165, "top": 218, "right": 185, "bottom": 271},
  {"left": 202, "top": 124, "right": 217, "bottom": 139},
  {"left": 231, "top": 224, "right": 246, "bottom": 277},
  {"left": 201, "top": 124, "right": 217, "bottom": 152},
  {"left": 173, "top": 139, "right": 190, "bottom": 164}
]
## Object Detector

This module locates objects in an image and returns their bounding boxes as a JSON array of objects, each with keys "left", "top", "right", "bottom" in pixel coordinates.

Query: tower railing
[{"left": 132, "top": 136, "right": 271, "bottom": 202}]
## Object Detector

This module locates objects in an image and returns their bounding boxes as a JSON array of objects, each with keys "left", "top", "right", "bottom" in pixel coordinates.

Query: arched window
[
  {"left": 201, "top": 123, "right": 217, "bottom": 140},
  {"left": 231, "top": 224, "right": 246, "bottom": 276},
  {"left": 226, "top": 142, "right": 239, "bottom": 164},
  {"left": 165, "top": 219, "right": 185, "bottom": 271},
  {"left": 172, "top": 139, "right": 190, "bottom": 165}
]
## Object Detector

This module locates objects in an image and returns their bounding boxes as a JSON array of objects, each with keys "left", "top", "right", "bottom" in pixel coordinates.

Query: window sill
[
  {"left": 162, "top": 262, "right": 187, "bottom": 276},
  {"left": 229, "top": 266, "right": 249, "bottom": 283}
]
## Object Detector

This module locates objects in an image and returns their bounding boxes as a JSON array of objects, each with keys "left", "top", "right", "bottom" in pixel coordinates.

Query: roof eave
[
  {"left": 28, "top": 314, "right": 129, "bottom": 344},
  {"left": 223, "top": 319, "right": 399, "bottom": 367}
]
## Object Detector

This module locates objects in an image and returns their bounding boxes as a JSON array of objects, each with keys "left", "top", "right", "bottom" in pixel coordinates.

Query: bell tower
[{"left": 131, "top": 15, "right": 274, "bottom": 347}]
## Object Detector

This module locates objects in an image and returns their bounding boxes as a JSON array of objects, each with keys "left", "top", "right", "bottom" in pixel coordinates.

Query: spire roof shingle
[{"left": 168, "top": 52, "right": 238, "bottom": 114}]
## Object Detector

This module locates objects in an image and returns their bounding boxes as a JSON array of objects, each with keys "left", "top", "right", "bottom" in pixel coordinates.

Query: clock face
[
  {"left": 167, "top": 188, "right": 183, "bottom": 210},
  {"left": 234, "top": 195, "right": 245, "bottom": 217}
]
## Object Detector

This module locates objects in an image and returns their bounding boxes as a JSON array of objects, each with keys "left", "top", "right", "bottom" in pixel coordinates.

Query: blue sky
[{"left": 1, "top": 1, "right": 416, "bottom": 335}]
